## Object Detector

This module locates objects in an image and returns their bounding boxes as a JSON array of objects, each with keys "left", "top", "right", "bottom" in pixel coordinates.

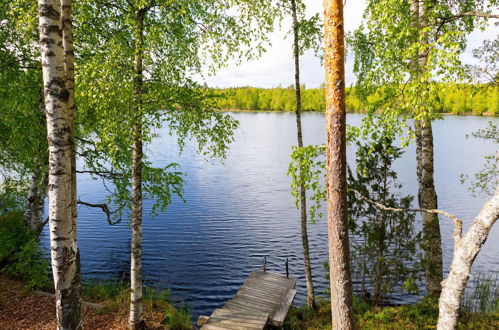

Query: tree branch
[
  {"left": 350, "top": 188, "right": 463, "bottom": 247},
  {"left": 77, "top": 200, "right": 124, "bottom": 225},
  {"left": 458, "top": 11, "right": 499, "bottom": 19},
  {"left": 76, "top": 170, "right": 124, "bottom": 179}
]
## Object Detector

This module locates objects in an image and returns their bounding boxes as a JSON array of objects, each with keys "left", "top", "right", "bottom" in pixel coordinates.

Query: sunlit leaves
[
  {"left": 461, "top": 121, "right": 499, "bottom": 196},
  {"left": 288, "top": 145, "right": 326, "bottom": 223},
  {"left": 348, "top": 0, "right": 496, "bottom": 131},
  {"left": 74, "top": 0, "right": 279, "bottom": 220}
]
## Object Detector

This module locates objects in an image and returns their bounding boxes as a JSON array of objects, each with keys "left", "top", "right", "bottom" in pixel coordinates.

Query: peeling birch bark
[
  {"left": 38, "top": 0, "right": 82, "bottom": 327},
  {"left": 129, "top": 7, "right": 145, "bottom": 330},
  {"left": 437, "top": 187, "right": 499, "bottom": 330},
  {"left": 24, "top": 165, "right": 48, "bottom": 235}
]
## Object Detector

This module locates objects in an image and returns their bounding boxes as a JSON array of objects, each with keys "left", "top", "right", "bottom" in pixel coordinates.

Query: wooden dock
[{"left": 199, "top": 270, "right": 297, "bottom": 329}]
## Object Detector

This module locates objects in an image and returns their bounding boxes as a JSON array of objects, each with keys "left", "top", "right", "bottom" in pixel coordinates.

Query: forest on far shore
[{"left": 211, "top": 84, "right": 498, "bottom": 115}]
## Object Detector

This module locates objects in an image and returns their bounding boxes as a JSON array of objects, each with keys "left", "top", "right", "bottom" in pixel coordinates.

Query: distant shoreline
[{"left": 216, "top": 108, "right": 499, "bottom": 117}]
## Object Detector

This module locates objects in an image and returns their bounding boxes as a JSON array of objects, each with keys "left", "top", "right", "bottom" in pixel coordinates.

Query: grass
[
  {"left": 283, "top": 296, "right": 499, "bottom": 329},
  {"left": 81, "top": 279, "right": 192, "bottom": 329},
  {"left": 462, "top": 273, "right": 499, "bottom": 314}
]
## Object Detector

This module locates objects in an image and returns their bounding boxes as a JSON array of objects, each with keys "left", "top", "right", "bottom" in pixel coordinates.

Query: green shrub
[
  {"left": 2, "top": 239, "right": 51, "bottom": 290},
  {"left": 285, "top": 295, "right": 499, "bottom": 329},
  {"left": 0, "top": 212, "right": 51, "bottom": 291},
  {"left": 0, "top": 212, "right": 32, "bottom": 261},
  {"left": 0, "top": 180, "right": 27, "bottom": 215}
]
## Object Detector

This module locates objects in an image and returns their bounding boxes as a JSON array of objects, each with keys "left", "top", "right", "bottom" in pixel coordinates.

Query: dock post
[
  {"left": 285, "top": 258, "right": 289, "bottom": 277},
  {"left": 263, "top": 256, "right": 267, "bottom": 272}
]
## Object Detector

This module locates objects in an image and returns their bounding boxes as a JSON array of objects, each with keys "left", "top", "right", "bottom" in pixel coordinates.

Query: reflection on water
[{"left": 40, "top": 112, "right": 498, "bottom": 318}]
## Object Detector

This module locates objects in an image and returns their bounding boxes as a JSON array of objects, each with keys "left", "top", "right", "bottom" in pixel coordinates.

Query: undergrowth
[
  {"left": 283, "top": 295, "right": 499, "bottom": 329},
  {"left": 82, "top": 279, "right": 192, "bottom": 329},
  {"left": 0, "top": 212, "right": 51, "bottom": 290}
]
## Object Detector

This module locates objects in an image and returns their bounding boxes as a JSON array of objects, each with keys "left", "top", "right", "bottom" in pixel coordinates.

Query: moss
[{"left": 283, "top": 296, "right": 499, "bottom": 329}]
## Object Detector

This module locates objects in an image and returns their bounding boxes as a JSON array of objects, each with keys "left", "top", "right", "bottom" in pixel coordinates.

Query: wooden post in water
[
  {"left": 263, "top": 256, "right": 267, "bottom": 272},
  {"left": 286, "top": 258, "right": 289, "bottom": 277}
]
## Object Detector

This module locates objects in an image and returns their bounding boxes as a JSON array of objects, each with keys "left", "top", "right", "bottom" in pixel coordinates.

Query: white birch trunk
[
  {"left": 129, "top": 7, "right": 145, "bottom": 330},
  {"left": 38, "top": 0, "right": 81, "bottom": 327},
  {"left": 291, "top": 0, "right": 316, "bottom": 310},
  {"left": 24, "top": 165, "right": 48, "bottom": 235},
  {"left": 61, "top": 0, "right": 77, "bottom": 241},
  {"left": 437, "top": 186, "right": 499, "bottom": 330}
]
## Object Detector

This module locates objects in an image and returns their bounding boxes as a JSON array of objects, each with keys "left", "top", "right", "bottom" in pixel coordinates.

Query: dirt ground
[{"left": 0, "top": 277, "right": 142, "bottom": 329}]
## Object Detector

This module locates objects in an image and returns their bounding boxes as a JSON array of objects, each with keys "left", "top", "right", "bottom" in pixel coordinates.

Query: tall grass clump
[
  {"left": 81, "top": 279, "right": 192, "bottom": 329},
  {"left": 462, "top": 272, "right": 499, "bottom": 314}
]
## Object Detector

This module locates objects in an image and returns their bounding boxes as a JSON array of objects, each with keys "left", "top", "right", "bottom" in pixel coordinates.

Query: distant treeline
[{"left": 211, "top": 85, "right": 498, "bottom": 115}]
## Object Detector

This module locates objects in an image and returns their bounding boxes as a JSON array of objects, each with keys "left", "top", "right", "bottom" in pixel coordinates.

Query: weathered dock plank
[{"left": 200, "top": 270, "right": 297, "bottom": 329}]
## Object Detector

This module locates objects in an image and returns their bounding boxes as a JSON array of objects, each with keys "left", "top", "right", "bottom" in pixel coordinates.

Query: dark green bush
[
  {"left": 0, "top": 212, "right": 51, "bottom": 290},
  {"left": 0, "top": 211, "right": 32, "bottom": 261}
]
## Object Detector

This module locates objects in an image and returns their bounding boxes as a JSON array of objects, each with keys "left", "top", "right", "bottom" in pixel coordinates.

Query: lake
[{"left": 40, "top": 112, "right": 498, "bottom": 318}]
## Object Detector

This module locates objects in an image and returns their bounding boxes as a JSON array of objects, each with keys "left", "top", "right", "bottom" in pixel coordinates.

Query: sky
[{"left": 203, "top": 0, "right": 498, "bottom": 89}]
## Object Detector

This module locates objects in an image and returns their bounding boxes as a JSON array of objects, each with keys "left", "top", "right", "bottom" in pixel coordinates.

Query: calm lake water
[{"left": 40, "top": 112, "right": 498, "bottom": 318}]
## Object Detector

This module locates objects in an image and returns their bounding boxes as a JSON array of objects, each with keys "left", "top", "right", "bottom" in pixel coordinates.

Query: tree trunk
[
  {"left": 323, "top": 0, "right": 354, "bottom": 328},
  {"left": 38, "top": 0, "right": 82, "bottom": 327},
  {"left": 24, "top": 164, "right": 48, "bottom": 235},
  {"left": 291, "top": 0, "right": 316, "bottom": 310},
  {"left": 129, "top": 7, "right": 145, "bottom": 330},
  {"left": 24, "top": 93, "right": 49, "bottom": 236},
  {"left": 61, "top": 1, "right": 83, "bottom": 327},
  {"left": 373, "top": 218, "right": 385, "bottom": 304},
  {"left": 61, "top": 0, "right": 78, "bottom": 263},
  {"left": 437, "top": 187, "right": 499, "bottom": 329},
  {"left": 410, "top": 0, "right": 443, "bottom": 296}
]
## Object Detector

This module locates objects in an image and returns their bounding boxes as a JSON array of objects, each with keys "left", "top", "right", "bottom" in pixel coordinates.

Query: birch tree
[
  {"left": 350, "top": 0, "right": 498, "bottom": 296},
  {"left": 352, "top": 183, "right": 499, "bottom": 329},
  {"left": 61, "top": 0, "right": 78, "bottom": 277},
  {"left": 74, "top": 0, "right": 279, "bottom": 327},
  {"left": 437, "top": 186, "right": 499, "bottom": 329},
  {"left": 286, "top": 0, "right": 322, "bottom": 309},
  {"left": 38, "top": 0, "right": 82, "bottom": 328},
  {"left": 323, "top": 0, "right": 354, "bottom": 327}
]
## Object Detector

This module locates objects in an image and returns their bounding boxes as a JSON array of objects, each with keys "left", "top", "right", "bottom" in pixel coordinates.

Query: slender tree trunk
[
  {"left": 437, "top": 187, "right": 499, "bottom": 329},
  {"left": 410, "top": 0, "right": 443, "bottom": 296},
  {"left": 24, "top": 93, "right": 49, "bottom": 236},
  {"left": 291, "top": 0, "right": 316, "bottom": 310},
  {"left": 373, "top": 218, "right": 385, "bottom": 304},
  {"left": 61, "top": 0, "right": 78, "bottom": 259},
  {"left": 24, "top": 164, "right": 48, "bottom": 235},
  {"left": 323, "top": 0, "right": 354, "bottom": 328},
  {"left": 129, "top": 7, "right": 145, "bottom": 330},
  {"left": 38, "top": 0, "right": 82, "bottom": 327},
  {"left": 416, "top": 120, "right": 443, "bottom": 295},
  {"left": 61, "top": 2, "right": 82, "bottom": 327}
]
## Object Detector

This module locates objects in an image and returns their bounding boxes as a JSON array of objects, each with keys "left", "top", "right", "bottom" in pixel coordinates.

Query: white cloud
[{"left": 204, "top": 1, "right": 498, "bottom": 89}]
